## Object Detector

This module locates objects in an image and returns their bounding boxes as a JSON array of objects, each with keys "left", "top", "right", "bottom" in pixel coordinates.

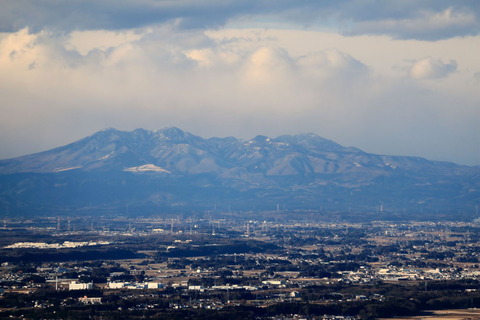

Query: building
[
  {"left": 107, "top": 282, "right": 164, "bottom": 289},
  {"left": 69, "top": 281, "right": 93, "bottom": 290},
  {"left": 147, "top": 282, "right": 163, "bottom": 289},
  {"left": 79, "top": 296, "right": 102, "bottom": 304}
]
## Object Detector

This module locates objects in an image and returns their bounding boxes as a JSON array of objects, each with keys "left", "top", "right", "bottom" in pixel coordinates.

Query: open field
[{"left": 379, "top": 309, "right": 480, "bottom": 320}]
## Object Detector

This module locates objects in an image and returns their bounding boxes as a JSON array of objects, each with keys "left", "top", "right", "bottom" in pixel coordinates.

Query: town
[{"left": 1, "top": 215, "right": 480, "bottom": 319}]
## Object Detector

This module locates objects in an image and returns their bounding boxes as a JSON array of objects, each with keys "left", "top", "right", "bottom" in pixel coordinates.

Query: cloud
[
  {"left": 1, "top": 1, "right": 479, "bottom": 40},
  {"left": 0, "top": 27, "right": 478, "bottom": 165},
  {"left": 474, "top": 72, "right": 480, "bottom": 84},
  {"left": 409, "top": 57, "right": 457, "bottom": 79},
  {"left": 297, "top": 49, "right": 368, "bottom": 78},
  {"left": 1, "top": 0, "right": 286, "bottom": 33},
  {"left": 347, "top": 7, "right": 479, "bottom": 40},
  {"left": 242, "top": 47, "right": 294, "bottom": 85},
  {"left": 0, "top": 27, "right": 368, "bottom": 153}
]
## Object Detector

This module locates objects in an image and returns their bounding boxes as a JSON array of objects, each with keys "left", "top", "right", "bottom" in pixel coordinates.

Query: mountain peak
[
  {"left": 252, "top": 135, "right": 270, "bottom": 142},
  {"left": 154, "top": 127, "right": 209, "bottom": 146},
  {"left": 275, "top": 132, "right": 351, "bottom": 152},
  {"left": 156, "top": 126, "right": 183, "bottom": 134},
  {"left": 0, "top": 127, "right": 478, "bottom": 216},
  {"left": 155, "top": 126, "right": 195, "bottom": 142},
  {"left": 90, "top": 127, "right": 121, "bottom": 138}
]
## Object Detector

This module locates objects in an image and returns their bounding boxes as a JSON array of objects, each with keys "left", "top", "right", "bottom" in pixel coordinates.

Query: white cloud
[
  {"left": 409, "top": 57, "right": 457, "bottom": 80},
  {"left": 242, "top": 47, "right": 294, "bottom": 85},
  {"left": 0, "top": 26, "right": 479, "bottom": 165},
  {"left": 297, "top": 49, "right": 368, "bottom": 79},
  {"left": 66, "top": 29, "right": 146, "bottom": 55}
]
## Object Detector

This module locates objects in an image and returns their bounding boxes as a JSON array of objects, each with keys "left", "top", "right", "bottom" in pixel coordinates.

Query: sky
[{"left": 0, "top": 0, "right": 479, "bottom": 165}]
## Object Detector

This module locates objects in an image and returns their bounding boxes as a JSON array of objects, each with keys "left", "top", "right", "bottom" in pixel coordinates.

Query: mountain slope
[{"left": 0, "top": 127, "right": 478, "bottom": 218}]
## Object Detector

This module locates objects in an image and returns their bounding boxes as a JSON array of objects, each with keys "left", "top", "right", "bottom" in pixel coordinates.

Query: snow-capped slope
[
  {"left": 123, "top": 164, "right": 171, "bottom": 173},
  {"left": 0, "top": 127, "right": 478, "bottom": 217}
]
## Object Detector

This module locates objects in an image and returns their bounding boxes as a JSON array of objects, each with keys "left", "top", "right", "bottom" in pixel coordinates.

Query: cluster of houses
[{"left": 68, "top": 280, "right": 163, "bottom": 290}]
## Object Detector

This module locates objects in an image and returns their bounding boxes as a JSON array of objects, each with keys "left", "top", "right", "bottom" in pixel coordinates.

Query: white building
[
  {"left": 107, "top": 282, "right": 163, "bottom": 289},
  {"left": 79, "top": 296, "right": 102, "bottom": 304},
  {"left": 188, "top": 285, "right": 204, "bottom": 291},
  {"left": 108, "top": 282, "right": 127, "bottom": 289},
  {"left": 69, "top": 281, "right": 93, "bottom": 290},
  {"left": 147, "top": 282, "right": 163, "bottom": 289}
]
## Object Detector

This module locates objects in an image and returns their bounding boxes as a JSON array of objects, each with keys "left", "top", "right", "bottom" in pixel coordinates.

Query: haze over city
[{"left": 1, "top": 1, "right": 479, "bottom": 165}]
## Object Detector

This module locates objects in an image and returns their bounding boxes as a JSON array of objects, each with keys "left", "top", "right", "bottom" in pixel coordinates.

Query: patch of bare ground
[{"left": 379, "top": 309, "right": 480, "bottom": 320}]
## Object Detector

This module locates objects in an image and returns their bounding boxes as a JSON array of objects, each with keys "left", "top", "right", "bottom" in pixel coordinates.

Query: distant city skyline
[{"left": 1, "top": 1, "right": 479, "bottom": 165}]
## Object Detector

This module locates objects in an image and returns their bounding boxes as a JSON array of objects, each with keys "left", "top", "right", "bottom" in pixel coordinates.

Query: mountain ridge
[
  {"left": 0, "top": 127, "right": 478, "bottom": 218},
  {"left": 0, "top": 127, "right": 467, "bottom": 173}
]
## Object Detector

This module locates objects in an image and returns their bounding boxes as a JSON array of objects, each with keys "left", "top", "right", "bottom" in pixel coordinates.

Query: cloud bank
[
  {"left": 1, "top": 1, "right": 480, "bottom": 40},
  {"left": 0, "top": 1, "right": 479, "bottom": 165}
]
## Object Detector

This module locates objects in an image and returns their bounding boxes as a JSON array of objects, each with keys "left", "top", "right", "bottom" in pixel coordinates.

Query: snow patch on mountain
[
  {"left": 123, "top": 164, "right": 171, "bottom": 173},
  {"left": 52, "top": 166, "right": 82, "bottom": 172},
  {"left": 99, "top": 152, "right": 114, "bottom": 161},
  {"left": 384, "top": 162, "right": 397, "bottom": 169}
]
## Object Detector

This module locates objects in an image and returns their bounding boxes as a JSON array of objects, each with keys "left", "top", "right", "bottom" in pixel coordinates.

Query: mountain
[{"left": 0, "top": 127, "right": 479, "bottom": 219}]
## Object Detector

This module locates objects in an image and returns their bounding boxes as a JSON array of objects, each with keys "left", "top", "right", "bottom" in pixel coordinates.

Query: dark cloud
[
  {"left": 0, "top": 0, "right": 271, "bottom": 32},
  {"left": 1, "top": 0, "right": 479, "bottom": 40},
  {"left": 344, "top": 6, "right": 480, "bottom": 40}
]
